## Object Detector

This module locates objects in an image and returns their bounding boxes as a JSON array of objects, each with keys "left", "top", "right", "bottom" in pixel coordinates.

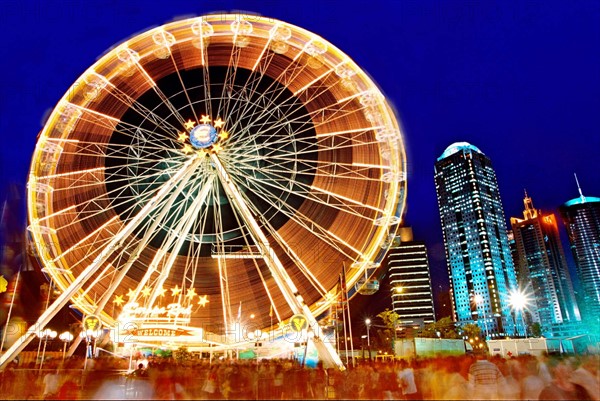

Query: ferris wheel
[{"left": 1, "top": 13, "right": 406, "bottom": 369}]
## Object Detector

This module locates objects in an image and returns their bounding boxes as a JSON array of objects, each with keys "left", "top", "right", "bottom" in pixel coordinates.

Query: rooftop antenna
[{"left": 574, "top": 173, "right": 586, "bottom": 203}]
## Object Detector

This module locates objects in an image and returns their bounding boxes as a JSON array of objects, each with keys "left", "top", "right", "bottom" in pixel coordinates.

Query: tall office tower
[
  {"left": 559, "top": 178, "right": 600, "bottom": 336},
  {"left": 387, "top": 227, "right": 436, "bottom": 330},
  {"left": 510, "top": 193, "right": 581, "bottom": 337},
  {"left": 434, "top": 142, "right": 519, "bottom": 338}
]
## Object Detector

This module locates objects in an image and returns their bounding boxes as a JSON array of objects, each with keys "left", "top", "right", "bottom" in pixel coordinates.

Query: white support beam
[
  {"left": 210, "top": 153, "right": 345, "bottom": 370},
  {"left": 0, "top": 157, "right": 200, "bottom": 369}
]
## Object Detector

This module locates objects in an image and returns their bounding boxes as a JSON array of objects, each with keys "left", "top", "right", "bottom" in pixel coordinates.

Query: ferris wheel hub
[{"left": 190, "top": 124, "right": 218, "bottom": 149}]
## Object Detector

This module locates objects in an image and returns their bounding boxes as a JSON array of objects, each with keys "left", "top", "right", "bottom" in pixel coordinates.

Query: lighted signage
[{"left": 289, "top": 314, "right": 308, "bottom": 332}]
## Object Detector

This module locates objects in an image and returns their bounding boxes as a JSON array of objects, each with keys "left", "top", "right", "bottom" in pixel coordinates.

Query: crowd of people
[{"left": 0, "top": 352, "right": 598, "bottom": 400}]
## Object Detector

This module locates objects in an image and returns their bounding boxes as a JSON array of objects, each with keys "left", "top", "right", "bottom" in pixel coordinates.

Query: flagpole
[
  {"left": 0, "top": 266, "right": 21, "bottom": 353},
  {"left": 342, "top": 262, "right": 355, "bottom": 367},
  {"left": 340, "top": 272, "right": 349, "bottom": 366}
]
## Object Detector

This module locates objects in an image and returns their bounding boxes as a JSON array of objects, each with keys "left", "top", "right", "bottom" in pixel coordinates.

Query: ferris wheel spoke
[
  {"left": 217, "top": 42, "right": 244, "bottom": 123},
  {"left": 242, "top": 69, "right": 340, "bottom": 142},
  {"left": 226, "top": 50, "right": 309, "bottom": 137},
  {"left": 259, "top": 217, "right": 328, "bottom": 298},
  {"left": 210, "top": 154, "right": 299, "bottom": 302},
  {"left": 227, "top": 161, "right": 383, "bottom": 219},
  {"left": 46, "top": 175, "right": 166, "bottom": 235},
  {"left": 224, "top": 51, "right": 276, "bottom": 135},
  {"left": 64, "top": 101, "right": 181, "bottom": 146},
  {"left": 210, "top": 179, "right": 234, "bottom": 329},
  {"left": 227, "top": 170, "right": 361, "bottom": 260},
  {"left": 117, "top": 168, "right": 207, "bottom": 304},
  {"left": 179, "top": 192, "right": 213, "bottom": 294},
  {"left": 232, "top": 49, "right": 310, "bottom": 128},
  {"left": 85, "top": 72, "right": 183, "bottom": 136},
  {"left": 168, "top": 55, "right": 200, "bottom": 123},
  {"left": 51, "top": 161, "right": 202, "bottom": 271},
  {"left": 128, "top": 57, "right": 190, "bottom": 128},
  {"left": 231, "top": 97, "right": 366, "bottom": 153},
  {"left": 143, "top": 176, "right": 214, "bottom": 308}
]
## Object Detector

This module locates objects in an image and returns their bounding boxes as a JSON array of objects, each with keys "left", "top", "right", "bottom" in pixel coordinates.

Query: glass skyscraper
[
  {"left": 559, "top": 183, "right": 600, "bottom": 336},
  {"left": 434, "top": 142, "right": 519, "bottom": 338},
  {"left": 510, "top": 193, "right": 581, "bottom": 337}
]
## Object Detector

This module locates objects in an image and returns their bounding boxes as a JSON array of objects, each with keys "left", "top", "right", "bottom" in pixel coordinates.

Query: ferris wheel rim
[{"left": 27, "top": 13, "right": 407, "bottom": 332}]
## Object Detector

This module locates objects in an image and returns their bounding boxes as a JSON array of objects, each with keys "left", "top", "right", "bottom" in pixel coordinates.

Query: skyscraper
[
  {"left": 559, "top": 179, "right": 600, "bottom": 336},
  {"left": 510, "top": 192, "right": 581, "bottom": 337},
  {"left": 434, "top": 142, "right": 519, "bottom": 338},
  {"left": 387, "top": 227, "right": 436, "bottom": 330}
]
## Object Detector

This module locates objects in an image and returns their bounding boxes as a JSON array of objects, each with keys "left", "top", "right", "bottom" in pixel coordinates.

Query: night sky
[{"left": 1, "top": 1, "right": 599, "bottom": 324}]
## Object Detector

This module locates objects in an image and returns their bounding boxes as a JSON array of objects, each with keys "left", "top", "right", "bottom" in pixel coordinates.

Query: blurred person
[
  {"left": 570, "top": 355, "right": 600, "bottom": 401},
  {"left": 133, "top": 362, "right": 148, "bottom": 377},
  {"left": 440, "top": 357, "right": 469, "bottom": 400},
  {"left": 56, "top": 371, "right": 80, "bottom": 400},
  {"left": 467, "top": 353, "right": 505, "bottom": 400},
  {"left": 397, "top": 359, "right": 418, "bottom": 400},
  {"left": 41, "top": 368, "right": 61, "bottom": 400},
  {"left": 272, "top": 363, "right": 284, "bottom": 399},
  {"left": 521, "top": 357, "right": 546, "bottom": 401},
  {"left": 499, "top": 356, "right": 523, "bottom": 399},
  {"left": 539, "top": 359, "right": 592, "bottom": 400},
  {"left": 537, "top": 354, "right": 552, "bottom": 386}
]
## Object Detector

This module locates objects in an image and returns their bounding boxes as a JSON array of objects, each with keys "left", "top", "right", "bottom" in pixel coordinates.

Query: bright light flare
[{"left": 509, "top": 289, "right": 531, "bottom": 310}]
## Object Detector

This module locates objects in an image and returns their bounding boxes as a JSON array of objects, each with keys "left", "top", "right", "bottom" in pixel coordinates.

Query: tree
[
  {"left": 375, "top": 309, "right": 400, "bottom": 352},
  {"left": 418, "top": 317, "right": 461, "bottom": 339},
  {"left": 461, "top": 323, "right": 482, "bottom": 341},
  {"left": 529, "top": 322, "right": 543, "bottom": 337},
  {"left": 173, "top": 346, "right": 192, "bottom": 364},
  {"left": 377, "top": 308, "right": 400, "bottom": 331}
]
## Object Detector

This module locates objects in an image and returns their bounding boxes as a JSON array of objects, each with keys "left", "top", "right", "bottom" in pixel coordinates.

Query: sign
[
  {"left": 129, "top": 327, "right": 191, "bottom": 337},
  {"left": 83, "top": 315, "right": 101, "bottom": 332},
  {"left": 289, "top": 314, "right": 308, "bottom": 332}
]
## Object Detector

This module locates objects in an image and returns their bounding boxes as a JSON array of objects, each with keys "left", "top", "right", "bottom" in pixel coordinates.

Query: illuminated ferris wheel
[{"left": 2, "top": 14, "right": 406, "bottom": 368}]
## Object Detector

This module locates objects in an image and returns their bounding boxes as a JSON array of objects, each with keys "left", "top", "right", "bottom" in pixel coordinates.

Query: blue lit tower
[
  {"left": 510, "top": 192, "right": 581, "bottom": 337},
  {"left": 559, "top": 177, "right": 600, "bottom": 336},
  {"left": 434, "top": 142, "right": 519, "bottom": 338}
]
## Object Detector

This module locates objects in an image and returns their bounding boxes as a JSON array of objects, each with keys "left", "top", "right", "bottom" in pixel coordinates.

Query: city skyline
[{"left": 1, "top": 1, "right": 599, "bottom": 325}]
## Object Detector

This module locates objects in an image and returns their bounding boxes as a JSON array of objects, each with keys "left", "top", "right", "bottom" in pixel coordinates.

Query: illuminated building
[
  {"left": 387, "top": 227, "right": 436, "bottom": 331},
  {"left": 434, "top": 142, "right": 518, "bottom": 338},
  {"left": 510, "top": 193, "right": 581, "bottom": 337},
  {"left": 559, "top": 178, "right": 600, "bottom": 336}
]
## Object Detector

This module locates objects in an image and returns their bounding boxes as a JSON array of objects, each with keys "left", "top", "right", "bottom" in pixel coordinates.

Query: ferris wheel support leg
[
  {"left": 146, "top": 179, "right": 214, "bottom": 307},
  {"left": 210, "top": 154, "right": 345, "bottom": 370},
  {"left": 0, "top": 158, "right": 200, "bottom": 369},
  {"left": 63, "top": 163, "right": 202, "bottom": 358}
]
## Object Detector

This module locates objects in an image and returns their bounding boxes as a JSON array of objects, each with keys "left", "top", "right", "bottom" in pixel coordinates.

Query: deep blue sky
[{"left": 1, "top": 1, "right": 599, "bottom": 317}]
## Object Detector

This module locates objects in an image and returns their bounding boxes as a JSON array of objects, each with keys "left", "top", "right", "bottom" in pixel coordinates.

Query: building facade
[
  {"left": 559, "top": 184, "right": 600, "bottom": 336},
  {"left": 387, "top": 227, "right": 436, "bottom": 331},
  {"left": 434, "top": 142, "right": 519, "bottom": 338},
  {"left": 510, "top": 193, "right": 581, "bottom": 337}
]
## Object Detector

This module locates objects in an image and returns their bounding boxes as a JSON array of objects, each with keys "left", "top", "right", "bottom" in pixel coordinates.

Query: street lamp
[
  {"left": 59, "top": 331, "right": 74, "bottom": 360},
  {"left": 80, "top": 328, "right": 101, "bottom": 369},
  {"left": 474, "top": 294, "right": 489, "bottom": 340},
  {"left": 37, "top": 328, "right": 57, "bottom": 372},
  {"left": 365, "top": 318, "right": 371, "bottom": 360},
  {"left": 509, "top": 289, "right": 530, "bottom": 338}
]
